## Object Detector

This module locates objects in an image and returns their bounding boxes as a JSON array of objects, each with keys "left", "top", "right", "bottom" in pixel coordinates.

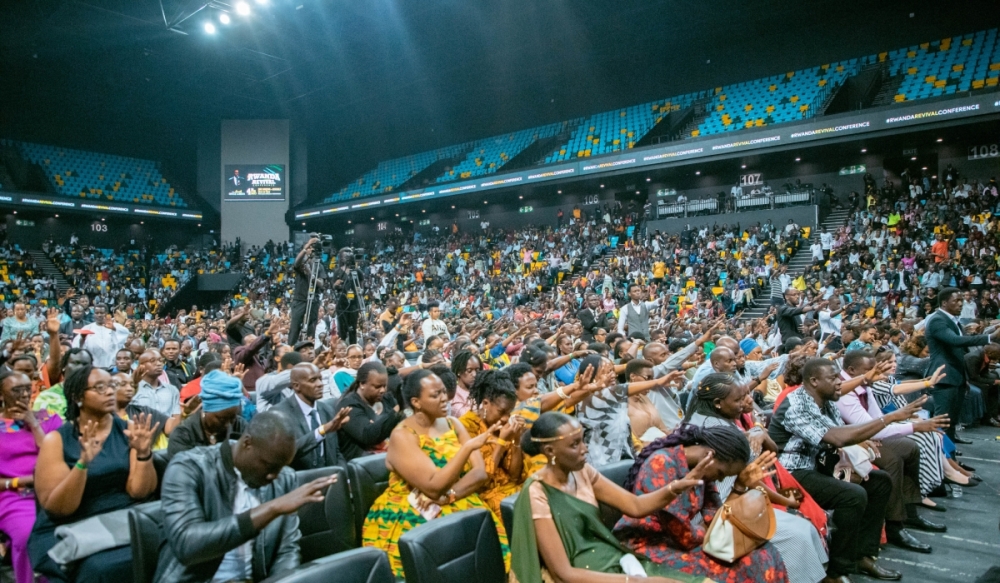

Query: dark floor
[{"left": 871, "top": 425, "right": 1000, "bottom": 583}]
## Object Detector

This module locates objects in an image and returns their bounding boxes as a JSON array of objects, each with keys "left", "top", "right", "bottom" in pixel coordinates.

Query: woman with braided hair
[
  {"left": 509, "top": 412, "right": 713, "bottom": 583},
  {"left": 686, "top": 373, "right": 828, "bottom": 583},
  {"left": 613, "top": 424, "right": 789, "bottom": 583},
  {"left": 458, "top": 368, "right": 526, "bottom": 515}
]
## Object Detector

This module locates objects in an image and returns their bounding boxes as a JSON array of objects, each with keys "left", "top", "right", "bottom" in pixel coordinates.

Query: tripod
[
  {"left": 350, "top": 268, "right": 367, "bottom": 337},
  {"left": 299, "top": 254, "right": 323, "bottom": 343}
]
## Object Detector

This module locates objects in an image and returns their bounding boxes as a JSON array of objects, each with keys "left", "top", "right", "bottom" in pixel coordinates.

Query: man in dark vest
[{"left": 617, "top": 283, "right": 660, "bottom": 342}]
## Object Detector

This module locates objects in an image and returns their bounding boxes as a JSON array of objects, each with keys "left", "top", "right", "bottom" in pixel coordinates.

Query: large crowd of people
[{"left": 0, "top": 163, "right": 998, "bottom": 583}]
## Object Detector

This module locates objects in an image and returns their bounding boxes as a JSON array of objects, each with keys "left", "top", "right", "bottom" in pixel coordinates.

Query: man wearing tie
[
  {"left": 273, "top": 363, "right": 350, "bottom": 469},
  {"left": 577, "top": 293, "right": 609, "bottom": 343},
  {"left": 925, "top": 287, "right": 1000, "bottom": 443}
]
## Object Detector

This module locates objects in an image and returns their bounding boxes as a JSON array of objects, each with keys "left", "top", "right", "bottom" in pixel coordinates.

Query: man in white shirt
[
  {"left": 617, "top": 283, "right": 661, "bottom": 340},
  {"left": 421, "top": 300, "right": 449, "bottom": 341},
  {"left": 819, "top": 227, "right": 833, "bottom": 259},
  {"left": 72, "top": 305, "right": 129, "bottom": 369}
]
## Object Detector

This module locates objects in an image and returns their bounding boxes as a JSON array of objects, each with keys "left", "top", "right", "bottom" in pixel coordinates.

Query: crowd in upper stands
[{"left": 2, "top": 160, "right": 1000, "bottom": 583}]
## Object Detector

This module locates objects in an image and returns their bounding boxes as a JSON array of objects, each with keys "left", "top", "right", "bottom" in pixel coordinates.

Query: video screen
[{"left": 224, "top": 164, "right": 285, "bottom": 201}]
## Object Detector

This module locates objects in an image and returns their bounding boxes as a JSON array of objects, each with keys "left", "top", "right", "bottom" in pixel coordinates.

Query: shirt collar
[
  {"left": 937, "top": 308, "right": 961, "bottom": 326},
  {"left": 294, "top": 394, "right": 316, "bottom": 418}
]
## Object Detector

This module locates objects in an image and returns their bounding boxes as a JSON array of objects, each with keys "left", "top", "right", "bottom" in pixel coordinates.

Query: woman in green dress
[{"left": 511, "top": 411, "right": 715, "bottom": 583}]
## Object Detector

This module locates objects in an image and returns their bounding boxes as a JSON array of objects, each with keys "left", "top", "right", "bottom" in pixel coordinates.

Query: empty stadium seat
[
  {"left": 437, "top": 121, "right": 568, "bottom": 183},
  {"left": 346, "top": 453, "right": 390, "bottom": 541},
  {"left": 398, "top": 508, "right": 506, "bottom": 583},
  {"left": 261, "top": 547, "right": 394, "bottom": 583},
  {"left": 294, "top": 466, "right": 356, "bottom": 562}
]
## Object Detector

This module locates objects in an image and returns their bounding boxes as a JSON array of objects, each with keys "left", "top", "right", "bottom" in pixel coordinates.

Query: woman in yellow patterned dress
[
  {"left": 362, "top": 369, "right": 510, "bottom": 576},
  {"left": 458, "top": 369, "right": 526, "bottom": 517}
]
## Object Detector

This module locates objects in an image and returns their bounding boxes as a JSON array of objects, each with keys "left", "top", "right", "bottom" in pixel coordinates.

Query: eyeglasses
[
  {"left": 347, "top": 354, "right": 364, "bottom": 360},
  {"left": 86, "top": 383, "right": 115, "bottom": 395},
  {"left": 109, "top": 380, "right": 133, "bottom": 389}
]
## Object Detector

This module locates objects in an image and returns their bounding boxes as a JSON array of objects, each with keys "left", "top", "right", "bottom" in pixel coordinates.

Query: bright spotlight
[
  {"left": 219, "top": 13, "right": 231, "bottom": 24},
  {"left": 254, "top": 0, "right": 267, "bottom": 4},
  {"left": 204, "top": 21, "right": 217, "bottom": 34},
  {"left": 235, "top": 1, "right": 251, "bottom": 15}
]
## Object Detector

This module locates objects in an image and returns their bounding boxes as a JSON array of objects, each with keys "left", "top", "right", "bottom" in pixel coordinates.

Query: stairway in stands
[
  {"left": 737, "top": 207, "right": 850, "bottom": 321},
  {"left": 28, "top": 250, "right": 72, "bottom": 295}
]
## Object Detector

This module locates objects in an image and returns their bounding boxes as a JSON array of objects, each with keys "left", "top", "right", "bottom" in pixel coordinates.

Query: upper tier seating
[
  {"left": 887, "top": 30, "right": 1000, "bottom": 102},
  {"left": 692, "top": 61, "right": 861, "bottom": 137},
  {"left": 3, "top": 140, "right": 189, "bottom": 207},
  {"left": 546, "top": 94, "right": 702, "bottom": 163},
  {"left": 326, "top": 143, "right": 471, "bottom": 202},
  {"left": 322, "top": 28, "right": 1000, "bottom": 203},
  {"left": 438, "top": 122, "right": 569, "bottom": 183}
]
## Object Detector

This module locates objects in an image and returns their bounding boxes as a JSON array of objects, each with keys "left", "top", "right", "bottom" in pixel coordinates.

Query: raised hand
[
  {"left": 656, "top": 369, "right": 687, "bottom": 388},
  {"left": 231, "top": 363, "right": 247, "bottom": 380},
  {"left": 45, "top": 308, "right": 62, "bottom": 335},
  {"left": 464, "top": 420, "right": 502, "bottom": 451},
  {"left": 668, "top": 450, "right": 713, "bottom": 495},
  {"left": 322, "top": 407, "right": 351, "bottom": 434},
  {"left": 890, "top": 395, "right": 928, "bottom": 424},
  {"left": 927, "top": 364, "right": 946, "bottom": 386},
  {"left": 77, "top": 419, "right": 108, "bottom": 465},
  {"left": 182, "top": 394, "right": 202, "bottom": 417},
  {"left": 912, "top": 414, "right": 949, "bottom": 433},
  {"left": 736, "top": 450, "right": 777, "bottom": 487},
  {"left": 124, "top": 412, "right": 160, "bottom": 458},
  {"left": 498, "top": 415, "right": 526, "bottom": 442},
  {"left": 271, "top": 474, "right": 337, "bottom": 515}
]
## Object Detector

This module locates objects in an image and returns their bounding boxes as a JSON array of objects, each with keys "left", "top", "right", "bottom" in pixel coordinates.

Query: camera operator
[
  {"left": 331, "top": 247, "right": 364, "bottom": 345},
  {"left": 288, "top": 236, "right": 326, "bottom": 343}
]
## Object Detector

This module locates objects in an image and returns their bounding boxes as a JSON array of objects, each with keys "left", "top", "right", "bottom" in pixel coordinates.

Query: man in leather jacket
[{"left": 155, "top": 411, "right": 336, "bottom": 583}]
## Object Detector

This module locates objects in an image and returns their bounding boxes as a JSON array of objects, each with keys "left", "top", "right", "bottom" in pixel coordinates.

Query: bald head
[
  {"left": 642, "top": 342, "right": 668, "bottom": 366},
  {"left": 139, "top": 349, "right": 163, "bottom": 381},
  {"left": 710, "top": 347, "right": 738, "bottom": 373},
  {"left": 290, "top": 362, "right": 324, "bottom": 403},
  {"left": 714, "top": 337, "right": 739, "bottom": 353}
]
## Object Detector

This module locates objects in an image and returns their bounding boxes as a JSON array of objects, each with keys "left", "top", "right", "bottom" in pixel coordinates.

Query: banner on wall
[{"left": 224, "top": 164, "right": 285, "bottom": 201}]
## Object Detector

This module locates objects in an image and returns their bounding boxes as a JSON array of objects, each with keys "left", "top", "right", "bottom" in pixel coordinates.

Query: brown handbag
[{"left": 702, "top": 486, "right": 777, "bottom": 563}]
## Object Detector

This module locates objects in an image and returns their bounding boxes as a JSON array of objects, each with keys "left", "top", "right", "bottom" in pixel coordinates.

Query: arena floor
[{"left": 877, "top": 425, "right": 1000, "bottom": 583}]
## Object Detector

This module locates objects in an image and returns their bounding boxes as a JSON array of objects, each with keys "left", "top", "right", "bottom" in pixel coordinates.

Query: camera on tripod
[{"left": 309, "top": 233, "right": 336, "bottom": 253}]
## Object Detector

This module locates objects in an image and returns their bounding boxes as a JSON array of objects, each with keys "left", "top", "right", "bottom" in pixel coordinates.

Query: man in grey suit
[
  {"left": 272, "top": 363, "right": 350, "bottom": 469},
  {"left": 925, "top": 287, "right": 1000, "bottom": 442}
]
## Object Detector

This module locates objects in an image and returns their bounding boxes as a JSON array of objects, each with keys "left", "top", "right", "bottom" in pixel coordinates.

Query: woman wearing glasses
[
  {"left": 0, "top": 370, "right": 63, "bottom": 583},
  {"left": 28, "top": 363, "right": 158, "bottom": 582}
]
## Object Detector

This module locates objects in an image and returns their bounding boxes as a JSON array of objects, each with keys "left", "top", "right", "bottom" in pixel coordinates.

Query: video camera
[{"left": 309, "top": 233, "right": 336, "bottom": 252}]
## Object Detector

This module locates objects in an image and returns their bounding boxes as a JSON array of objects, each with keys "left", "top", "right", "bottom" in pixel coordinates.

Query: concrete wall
[
  {"left": 220, "top": 120, "right": 290, "bottom": 247},
  {"left": 3, "top": 214, "right": 198, "bottom": 249}
]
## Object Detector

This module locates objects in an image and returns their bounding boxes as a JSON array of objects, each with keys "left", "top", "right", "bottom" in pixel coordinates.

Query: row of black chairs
[{"left": 128, "top": 455, "right": 635, "bottom": 582}]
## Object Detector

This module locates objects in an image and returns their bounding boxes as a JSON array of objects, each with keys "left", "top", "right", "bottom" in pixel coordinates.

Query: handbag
[
  {"left": 703, "top": 486, "right": 776, "bottom": 563},
  {"left": 832, "top": 444, "right": 875, "bottom": 483}
]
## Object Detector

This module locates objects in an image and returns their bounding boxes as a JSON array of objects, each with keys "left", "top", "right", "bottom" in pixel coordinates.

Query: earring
[{"left": 549, "top": 456, "right": 556, "bottom": 465}]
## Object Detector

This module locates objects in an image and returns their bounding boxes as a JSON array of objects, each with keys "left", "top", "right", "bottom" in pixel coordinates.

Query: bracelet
[
  {"left": 135, "top": 451, "right": 153, "bottom": 462},
  {"left": 318, "top": 424, "right": 327, "bottom": 436},
  {"left": 555, "top": 387, "right": 570, "bottom": 401},
  {"left": 446, "top": 489, "right": 457, "bottom": 505},
  {"left": 74, "top": 460, "right": 88, "bottom": 471},
  {"left": 667, "top": 482, "right": 676, "bottom": 495},
  {"left": 880, "top": 417, "right": 887, "bottom": 427},
  {"left": 11, "top": 477, "right": 19, "bottom": 489},
  {"left": 923, "top": 380, "right": 930, "bottom": 388},
  {"left": 495, "top": 437, "right": 511, "bottom": 447},
  {"left": 3, "top": 480, "right": 9, "bottom": 491}
]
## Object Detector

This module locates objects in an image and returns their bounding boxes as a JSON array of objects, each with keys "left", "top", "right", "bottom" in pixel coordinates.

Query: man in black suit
[
  {"left": 776, "top": 288, "right": 825, "bottom": 344},
  {"left": 578, "top": 293, "right": 609, "bottom": 343},
  {"left": 273, "top": 362, "right": 349, "bottom": 469},
  {"left": 925, "top": 287, "right": 1000, "bottom": 442}
]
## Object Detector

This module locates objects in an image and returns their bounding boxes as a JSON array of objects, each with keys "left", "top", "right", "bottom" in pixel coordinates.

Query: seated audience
[
  {"left": 511, "top": 412, "right": 715, "bottom": 583},
  {"left": 166, "top": 368, "right": 246, "bottom": 460},
  {"left": 459, "top": 368, "right": 526, "bottom": 516},
  {"left": 273, "top": 363, "right": 349, "bottom": 470},
  {"left": 33, "top": 348, "right": 93, "bottom": 417},
  {"left": 29, "top": 364, "right": 158, "bottom": 582},
  {"left": 155, "top": 410, "right": 335, "bottom": 583},
  {"left": 0, "top": 370, "right": 64, "bottom": 583},
  {"left": 769, "top": 357, "right": 927, "bottom": 581},
  {"left": 336, "top": 360, "right": 403, "bottom": 460},
  {"left": 685, "top": 373, "right": 828, "bottom": 583},
  {"left": 131, "top": 349, "right": 181, "bottom": 417},
  {"left": 362, "top": 369, "right": 508, "bottom": 576},
  {"left": 614, "top": 423, "right": 789, "bottom": 583}
]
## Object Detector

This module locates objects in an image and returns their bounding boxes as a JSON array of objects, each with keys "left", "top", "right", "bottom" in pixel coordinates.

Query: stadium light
[
  {"left": 936, "top": 138, "right": 943, "bottom": 142},
  {"left": 235, "top": 1, "right": 251, "bottom": 15},
  {"left": 861, "top": 148, "right": 867, "bottom": 153},
  {"left": 741, "top": 164, "right": 746, "bottom": 169},
  {"left": 219, "top": 13, "right": 231, "bottom": 24},
  {"left": 518, "top": 195, "right": 523, "bottom": 199},
  {"left": 911, "top": 156, "right": 917, "bottom": 161},
  {"left": 204, "top": 22, "right": 216, "bottom": 34},
  {"left": 695, "top": 171, "right": 701, "bottom": 175},
  {"left": 795, "top": 157, "right": 801, "bottom": 162}
]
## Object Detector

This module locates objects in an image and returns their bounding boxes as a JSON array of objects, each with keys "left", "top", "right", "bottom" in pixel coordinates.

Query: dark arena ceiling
[{"left": 2, "top": 0, "right": 996, "bottom": 203}]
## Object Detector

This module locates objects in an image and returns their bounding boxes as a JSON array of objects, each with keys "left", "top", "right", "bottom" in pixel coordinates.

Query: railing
[{"left": 656, "top": 190, "right": 814, "bottom": 219}]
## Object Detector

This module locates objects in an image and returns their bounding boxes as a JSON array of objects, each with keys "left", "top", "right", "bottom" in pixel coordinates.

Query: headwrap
[
  {"left": 739, "top": 338, "right": 759, "bottom": 356},
  {"left": 199, "top": 370, "right": 244, "bottom": 413},
  {"left": 208, "top": 332, "right": 222, "bottom": 343}
]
